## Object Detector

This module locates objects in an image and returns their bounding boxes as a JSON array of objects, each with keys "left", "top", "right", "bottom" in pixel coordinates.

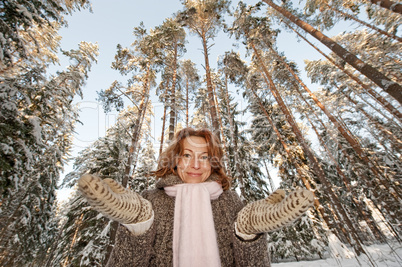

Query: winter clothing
[
  {"left": 78, "top": 174, "right": 153, "bottom": 224},
  {"left": 236, "top": 189, "right": 314, "bottom": 235},
  {"left": 106, "top": 174, "right": 271, "bottom": 267}
]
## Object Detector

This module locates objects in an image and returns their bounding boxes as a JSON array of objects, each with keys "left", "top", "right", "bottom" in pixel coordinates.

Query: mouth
[{"left": 187, "top": 172, "right": 203, "bottom": 177}]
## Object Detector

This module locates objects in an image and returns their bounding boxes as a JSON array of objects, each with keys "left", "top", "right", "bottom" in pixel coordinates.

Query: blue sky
[{"left": 56, "top": 0, "right": 335, "bottom": 187}]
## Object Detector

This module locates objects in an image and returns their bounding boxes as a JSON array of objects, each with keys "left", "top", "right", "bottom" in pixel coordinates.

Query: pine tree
[
  {"left": 131, "top": 136, "right": 157, "bottom": 192},
  {"left": 98, "top": 22, "right": 160, "bottom": 187},
  {"left": 179, "top": 59, "right": 200, "bottom": 127},
  {"left": 0, "top": 41, "right": 98, "bottom": 266},
  {"left": 217, "top": 51, "right": 270, "bottom": 200},
  {"left": 51, "top": 118, "right": 138, "bottom": 266},
  {"left": 177, "top": 0, "right": 231, "bottom": 137},
  {"left": 154, "top": 18, "right": 186, "bottom": 140},
  {"left": 0, "top": 0, "right": 91, "bottom": 68},
  {"left": 367, "top": 0, "right": 402, "bottom": 14},
  {"left": 261, "top": 0, "right": 402, "bottom": 104},
  {"left": 231, "top": 3, "right": 375, "bottom": 256}
]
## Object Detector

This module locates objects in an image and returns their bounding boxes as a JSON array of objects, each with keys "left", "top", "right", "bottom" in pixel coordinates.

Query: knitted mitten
[
  {"left": 78, "top": 174, "right": 153, "bottom": 224},
  {"left": 236, "top": 189, "right": 314, "bottom": 235}
]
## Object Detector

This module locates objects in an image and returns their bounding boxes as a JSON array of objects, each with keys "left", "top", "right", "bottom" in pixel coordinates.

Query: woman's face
[{"left": 177, "top": 136, "right": 212, "bottom": 183}]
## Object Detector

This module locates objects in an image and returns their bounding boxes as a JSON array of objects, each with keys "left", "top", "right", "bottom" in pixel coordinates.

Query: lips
[{"left": 187, "top": 172, "right": 203, "bottom": 176}]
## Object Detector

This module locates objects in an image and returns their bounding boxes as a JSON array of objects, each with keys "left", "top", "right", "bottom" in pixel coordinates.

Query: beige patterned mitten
[
  {"left": 78, "top": 174, "right": 153, "bottom": 224},
  {"left": 236, "top": 189, "right": 314, "bottom": 235}
]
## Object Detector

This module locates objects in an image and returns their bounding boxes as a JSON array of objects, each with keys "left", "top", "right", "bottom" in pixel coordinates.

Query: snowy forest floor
[{"left": 272, "top": 238, "right": 402, "bottom": 267}]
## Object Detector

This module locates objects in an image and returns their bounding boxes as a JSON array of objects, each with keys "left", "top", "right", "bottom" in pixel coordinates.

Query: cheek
[
  {"left": 202, "top": 162, "right": 212, "bottom": 172},
  {"left": 177, "top": 160, "right": 188, "bottom": 170}
]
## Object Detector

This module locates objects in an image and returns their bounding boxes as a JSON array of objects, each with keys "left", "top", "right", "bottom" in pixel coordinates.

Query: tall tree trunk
[
  {"left": 62, "top": 213, "right": 84, "bottom": 267},
  {"left": 201, "top": 33, "right": 220, "bottom": 138},
  {"left": 104, "top": 220, "right": 119, "bottom": 267},
  {"left": 326, "top": 4, "right": 402, "bottom": 42},
  {"left": 105, "top": 95, "right": 149, "bottom": 266},
  {"left": 159, "top": 79, "right": 171, "bottom": 155},
  {"left": 223, "top": 74, "right": 245, "bottom": 196},
  {"left": 369, "top": 0, "right": 402, "bottom": 14},
  {"left": 262, "top": 159, "right": 275, "bottom": 192},
  {"left": 269, "top": 47, "right": 401, "bottom": 201},
  {"left": 284, "top": 57, "right": 401, "bottom": 226},
  {"left": 169, "top": 45, "right": 179, "bottom": 141},
  {"left": 186, "top": 78, "right": 189, "bottom": 127},
  {"left": 131, "top": 97, "right": 150, "bottom": 174},
  {"left": 250, "top": 41, "right": 369, "bottom": 256},
  {"left": 44, "top": 221, "right": 67, "bottom": 267},
  {"left": 284, "top": 21, "right": 402, "bottom": 125},
  {"left": 263, "top": 0, "right": 402, "bottom": 104},
  {"left": 305, "top": 115, "right": 386, "bottom": 243},
  {"left": 104, "top": 65, "right": 151, "bottom": 265},
  {"left": 340, "top": 89, "right": 402, "bottom": 150},
  {"left": 168, "top": 92, "right": 176, "bottom": 141},
  {"left": 0, "top": 180, "right": 36, "bottom": 245},
  {"left": 213, "top": 82, "right": 231, "bottom": 176},
  {"left": 121, "top": 65, "right": 151, "bottom": 188},
  {"left": 250, "top": 88, "right": 335, "bottom": 238},
  {"left": 104, "top": 100, "right": 148, "bottom": 264},
  {"left": 160, "top": 102, "right": 168, "bottom": 155},
  {"left": 333, "top": 136, "right": 402, "bottom": 240}
]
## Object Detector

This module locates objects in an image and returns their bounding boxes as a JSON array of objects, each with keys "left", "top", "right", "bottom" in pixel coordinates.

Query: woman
[{"left": 78, "top": 128, "right": 314, "bottom": 266}]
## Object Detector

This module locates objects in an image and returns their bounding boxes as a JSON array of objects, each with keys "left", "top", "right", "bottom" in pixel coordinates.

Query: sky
[{"left": 55, "top": 0, "right": 338, "bottom": 190}]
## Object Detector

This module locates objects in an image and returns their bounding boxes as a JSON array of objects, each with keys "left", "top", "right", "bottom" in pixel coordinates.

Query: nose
[{"left": 191, "top": 157, "right": 200, "bottom": 169}]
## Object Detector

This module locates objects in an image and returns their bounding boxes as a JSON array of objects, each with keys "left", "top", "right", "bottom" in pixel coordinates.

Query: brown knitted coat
[{"left": 106, "top": 175, "right": 270, "bottom": 266}]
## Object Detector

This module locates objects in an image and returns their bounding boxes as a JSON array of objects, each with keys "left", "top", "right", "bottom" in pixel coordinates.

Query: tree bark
[
  {"left": 250, "top": 87, "right": 335, "bottom": 240},
  {"left": 202, "top": 33, "right": 221, "bottom": 138},
  {"left": 306, "top": 115, "right": 385, "bottom": 243},
  {"left": 159, "top": 78, "right": 171, "bottom": 155},
  {"left": 186, "top": 78, "right": 189, "bottom": 127},
  {"left": 269, "top": 47, "right": 402, "bottom": 201},
  {"left": 121, "top": 64, "right": 151, "bottom": 187},
  {"left": 369, "top": 0, "right": 402, "bottom": 14},
  {"left": 160, "top": 103, "right": 167, "bottom": 155},
  {"left": 222, "top": 74, "right": 245, "bottom": 195},
  {"left": 340, "top": 89, "right": 402, "bottom": 150},
  {"left": 168, "top": 44, "right": 178, "bottom": 141},
  {"left": 105, "top": 65, "right": 151, "bottom": 265},
  {"left": 250, "top": 41, "right": 368, "bottom": 256},
  {"left": 263, "top": 0, "right": 402, "bottom": 104},
  {"left": 327, "top": 4, "right": 402, "bottom": 42},
  {"left": 284, "top": 21, "right": 402, "bottom": 125},
  {"left": 62, "top": 213, "right": 84, "bottom": 267}
]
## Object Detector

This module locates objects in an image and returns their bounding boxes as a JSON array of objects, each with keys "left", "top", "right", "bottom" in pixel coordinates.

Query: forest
[{"left": 0, "top": 0, "right": 401, "bottom": 266}]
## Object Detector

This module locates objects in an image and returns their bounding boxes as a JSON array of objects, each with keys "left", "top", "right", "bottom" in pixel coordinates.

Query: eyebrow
[{"left": 183, "top": 148, "right": 208, "bottom": 154}]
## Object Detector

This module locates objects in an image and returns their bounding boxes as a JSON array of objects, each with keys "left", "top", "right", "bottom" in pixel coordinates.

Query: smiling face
[{"left": 177, "top": 136, "right": 212, "bottom": 183}]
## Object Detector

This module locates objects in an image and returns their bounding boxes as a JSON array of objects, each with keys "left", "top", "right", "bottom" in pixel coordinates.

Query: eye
[
  {"left": 200, "top": 155, "right": 210, "bottom": 161},
  {"left": 182, "top": 153, "right": 192, "bottom": 159}
]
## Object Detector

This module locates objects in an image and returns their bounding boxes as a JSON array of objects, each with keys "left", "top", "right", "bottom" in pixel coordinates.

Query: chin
[{"left": 186, "top": 178, "right": 204, "bottom": 184}]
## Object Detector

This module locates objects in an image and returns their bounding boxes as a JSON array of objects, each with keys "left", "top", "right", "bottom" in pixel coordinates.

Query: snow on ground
[{"left": 273, "top": 240, "right": 402, "bottom": 267}]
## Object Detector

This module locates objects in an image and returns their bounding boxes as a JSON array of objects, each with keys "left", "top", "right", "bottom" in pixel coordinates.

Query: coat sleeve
[
  {"left": 105, "top": 190, "right": 156, "bottom": 267},
  {"left": 228, "top": 192, "right": 271, "bottom": 267}
]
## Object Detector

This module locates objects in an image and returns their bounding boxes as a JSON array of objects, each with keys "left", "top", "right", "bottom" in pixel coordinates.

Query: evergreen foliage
[{"left": 1, "top": 0, "right": 401, "bottom": 265}]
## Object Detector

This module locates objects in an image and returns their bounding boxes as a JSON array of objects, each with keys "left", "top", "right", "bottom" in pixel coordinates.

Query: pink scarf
[{"left": 164, "top": 182, "right": 223, "bottom": 267}]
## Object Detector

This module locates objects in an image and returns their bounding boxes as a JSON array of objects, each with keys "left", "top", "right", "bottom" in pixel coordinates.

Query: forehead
[{"left": 182, "top": 136, "right": 209, "bottom": 152}]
